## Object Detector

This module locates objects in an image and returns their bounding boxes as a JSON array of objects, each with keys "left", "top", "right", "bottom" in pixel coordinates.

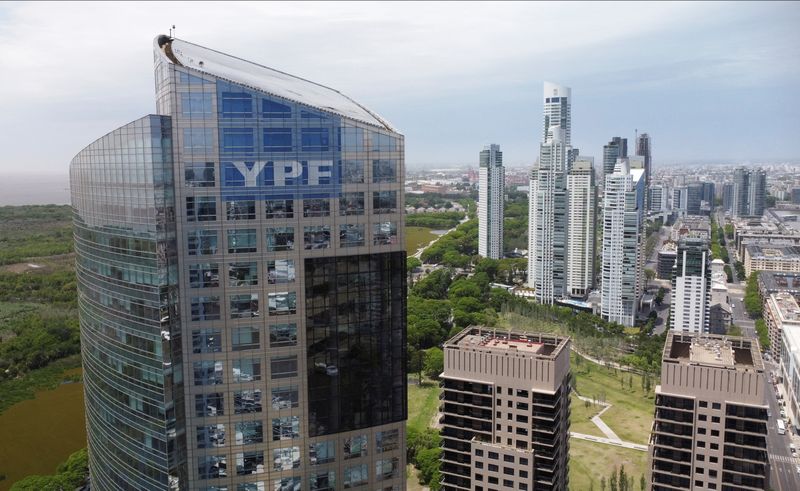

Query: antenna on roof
[{"left": 170, "top": 25, "right": 176, "bottom": 38}]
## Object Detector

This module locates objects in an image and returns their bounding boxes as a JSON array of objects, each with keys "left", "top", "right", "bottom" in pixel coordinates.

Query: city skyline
[{"left": 1, "top": 1, "right": 799, "bottom": 179}]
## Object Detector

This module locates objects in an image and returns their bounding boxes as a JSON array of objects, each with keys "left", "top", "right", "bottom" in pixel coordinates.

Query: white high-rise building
[
  {"left": 670, "top": 238, "right": 711, "bottom": 334},
  {"left": 566, "top": 157, "right": 596, "bottom": 298},
  {"left": 479, "top": 144, "right": 504, "bottom": 259},
  {"left": 649, "top": 184, "right": 669, "bottom": 212},
  {"left": 601, "top": 158, "right": 645, "bottom": 326},
  {"left": 542, "top": 82, "right": 571, "bottom": 146},
  {"left": 528, "top": 127, "right": 569, "bottom": 303}
]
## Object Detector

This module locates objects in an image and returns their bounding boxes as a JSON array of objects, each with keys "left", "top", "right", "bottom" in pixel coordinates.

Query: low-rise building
[
  {"left": 765, "top": 292, "right": 800, "bottom": 362},
  {"left": 744, "top": 244, "right": 800, "bottom": 277},
  {"left": 657, "top": 241, "right": 678, "bottom": 280}
]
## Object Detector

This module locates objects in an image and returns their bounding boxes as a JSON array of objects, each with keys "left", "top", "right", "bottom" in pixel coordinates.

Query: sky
[{"left": 0, "top": 1, "right": 798, "bottom": 176}]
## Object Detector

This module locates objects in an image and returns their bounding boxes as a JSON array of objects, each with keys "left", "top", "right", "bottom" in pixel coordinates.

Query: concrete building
[
  {"left": 722, "top": 182, "right": 734, "bottom": 213},
  {"left": 650, "top": 184, "right": 669, "bottom": 213},
  {"left": 566, "top": 157, "right": 596, "bottom": 298},
  {"left": 758, "top": 271, "right": 800, "bottom": 302},
  {"left": 440, "top": 327, "right": 571, "bottom": 491},
  {"left": 743, "top": 244, "right": 800, "bottom": 277},
  {"left": 657, "top": 241, "right": 678, "bottom": 280},
  {"left": 780, "top": 322, "right": 800, "bottom": 433},
  {"left": 601, "top": 158, "right": 645, "bottom": 327},
  {"left": 648, "top": 332, "right": 769, "bottom": 491},
  {"left": 685, "top": 182, "right": 703, "bottom": 216},
  {"left": 603, "top": 136, "right": 628, "bottom": 176},
  {"left": 709, "top": 259, "right": 732, "bottom": 335},
  {"left": 765, "top": 292, "right": 800, "bottom": 362},
  {"left": 478, "top": 144, "right": 504, "bottom": 259},
  {"left": 670, "top": 239, "right": 711, "bottom": 334},
  {"left": 673, "top": 186, "right": 687, "bottom": 214},
  {"left": 70, "top": 35, "right": 406, "bottom": 490},
  {"left": 732, "top": 168, "right": 767, "bottom": 218}
]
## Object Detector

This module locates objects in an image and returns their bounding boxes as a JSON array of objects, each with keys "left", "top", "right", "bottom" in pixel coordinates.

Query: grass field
[
  {"left": 569, "top": 392, "right": 606, "bottom": 438},
  {"left": 407, "top": 378, "right": 441, "bottom": 432},
  {"left": 406, "top": 227, "right": 437, "bottom": 255},
  {"left": 569, "top": 438, "right": 648, "bottom": 491}
]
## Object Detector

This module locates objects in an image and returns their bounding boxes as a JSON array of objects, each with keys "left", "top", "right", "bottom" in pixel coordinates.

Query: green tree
[
  {"left": 744, "top": 271, "right": 763, "bottom": 318},
  {"left": 640, "top": 474, "right": 646, "bottom": 491},
  {"left": 619, "top": 464, "right": 628, "bottom": 491},
  {"left": 424, "top": 348, "right": 444, "bottom": 380},
  {"left": 610, "top": 467, "right": 619, "bottom": 491}
]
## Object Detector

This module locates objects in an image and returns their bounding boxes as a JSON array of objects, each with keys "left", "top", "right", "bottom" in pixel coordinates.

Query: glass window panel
[
  {"left": 265, "top": 199, "right": 294, "bottom": 219},
  {"left": 376, "top": 458, "right": 399, "bottom": 481},
  {"left": 267, "top": 259, "right": 295, "bottom": 284},
  {"left": 371, "top": 132, "right": 397, "bottom": 152},
  {"left": 236, "top": 484, "right": 261, "bottom": 491},
  {"left": 235, "top": 420, "right": 264, "bottom": 445},
  {"left": 195, "top": 393, "right": 224, "bottom": 417},
  {"left": 262, "top": 99, "right": 292, "bottom": 119},
  {"left": 272, "top": 416, "right": 300, "bottom": 441},
  {"left": 183, "top": 128, "right": 214, "bottom": 152},
  {"left": 343, "top": 435, "right": 368, "bottom": 460},
  {"left": 235, "top": 450, "right": 265, "bottom": 476},
  {"left": 273, "top": 447, "right": 301, "bottom": 471},
  {"left": 339, "top": 127, "right": 364, "bottom": 152},
  {"left": 340, "top": 160, "right": 364, "bottom": 184},
  {"left": 310, "top": 470, "right": 335, "bottom": 491},
  {"left": 268, "top": 292, "right": 296, "bottom": 316},
  {"left": 231, "top": 326, "right": 260, "bottom": 351},
  {"left": 304, "top": 226, "right": 330, "bottom": 250},
  {"left": 193, "top": 361, "right": 224, "bottom": 386},
  {"left": 271, "top": 386, "right": 299, "bottom": 410},
  {"left": 192, "top": 328, "right": 222, "bottom": 353},
  {"left": 230, "top": 293, "right": 259, "bottom": 319},
  {"left": 263, "top": 128, "right": 293, "bottom": 152},
  {"left": 228, "top": 262, "right": 258, "bottom": 286},
  {"left": 339, "top": 192, "right": 365, "bottom": 216},
  {"left": 372, "top": 222, "right": 398, "bottom": 246},
  {"left": 197, "top": 423, "right": 226, "bottom": 448},
  {"left": 373, "top": 191, "right": 397, "bottom": 214},
  {"left": 221, "top": 91, "right": 253, "bottom": 118},
  {"left": 181, "top": 92, "right": 213, "bottom": 118},
  {"left": 269, "top": 323, "right": 297, "bottom": 347},
  {"left": 198, "top": 455, "right": 227, "bottom": 479},
  {"left": 273, "top": 477, "right": 301, "bottom": 491},
  {"left": 188, "top": 230, "right": 218, "bottom": 256},
  {"left": 376, "top": 429, "right": 400, "bottom": 453},
  {"left": 372, "top": 160, "right": 397, "bottom": 183},
  {"left": 233, "top": 358, "right": 262, "bottom": 382},
  {"left": 185, "top": 162, "right": 216, "bottom": 187},
  {"left": 179, "top": 71, "right": 210, "bottom": 85},
  {"left": 303, "top": 198, "right": 330, "bottom": 217},
  {"left": 191, "top": 296, "right": 221, "bottom": 321},
  {"left": 301, "top": 128, "right": 330, "bottom": 151},
  {"left": 309, "top": 441, "right": 335, "bottom": 465},
  {"left": 343, "top": 464, "right": 368, "bottom": 488},
  {"left": 227, "top": 229, "right": 257, "bottom": 253},
  {"left": 190, "top": 263, "right": 220, "bottom": 288},
  {"left": 226, "top": 199, "right": 256, "bottom": 220},
  {"left": 234, "top": 389, "right": 262, "bottom": 414},
  {"left": 266, "top": 227, "right": 295, "bottom": 251},
  {"left": 271, "top": 355, "right": 298, "bottom": 379},
  {"left": 222, "top": 128, "right": 254, "bottom": 153},
  {"left": 187, "top": 196, "right": 217, "bottom": 222},
  {"left": 339, "top": 224, "right": 365, "bottom": 248}
]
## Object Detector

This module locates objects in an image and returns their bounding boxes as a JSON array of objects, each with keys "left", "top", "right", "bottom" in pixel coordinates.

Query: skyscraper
[
  {"left": 635, "top": 132, "right": 652, "bottom": 209},
  {"left": 649, "top": 184, "right": 669, "bottom": 213},
  {"left": 731, "top": 167, "right": 767, "bottom": 217},
  {"left": 528, "top": 126, "right": 569, "bottom": 303},
  {"left": 601, "top": 158, "right": 645, "bottom": 327},
  {"left": 478, "top": 144, "right": 504, "bottom": 259},
  {"left": 685, "top": 182, "right": 703, "bottom": 216},
  {"left": 70, "top": 35, "right": 407, "bottom": 490},
  {"left": 602, "top": 137, "right": 628, "bottom": 176},
  {"left": 669, "top": 238, "right": 711, "bottom": 334},
  {"left": 566, "top": 157, "right": 596, "bottom": 298},
  {"left": 440, "top": 327, "right": 571, "bottom": 491},
  {"left": 542, "top": 81, "right": 571, "bottom": 146}
]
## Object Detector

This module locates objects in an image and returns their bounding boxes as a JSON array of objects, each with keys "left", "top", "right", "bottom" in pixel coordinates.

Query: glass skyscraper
[{"left": 71, "top": 35, "right": 407, "bottom": 491}]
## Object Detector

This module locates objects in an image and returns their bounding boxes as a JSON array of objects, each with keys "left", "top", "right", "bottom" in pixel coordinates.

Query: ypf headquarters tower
[{"left": 70, "top": 35, "right": 407, "bottom": 491}]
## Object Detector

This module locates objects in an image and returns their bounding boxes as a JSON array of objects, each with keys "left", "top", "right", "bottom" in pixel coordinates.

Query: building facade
[
  {"left": 602, "top": 137, "right": 628, "bottom": 176},
  {"left": 478, "top": 144, "right": 504, "bottom": 259},
  {"left": 743, "top": 244, "right": 800, "bottom": 277},
  {"left": 566, "top": 157, "right": 596, "bottom": 298},
  {"left": 669, "top": 239, "right": 711, "bottom": 334},
  {"left": 731, "top": 168, "right": 767, "bottom": 218},
  {"left": 648, "top": 333, "right": 769, "bottom": 491},
  {"left": 765, "top": 292, "right": 800, "bottom": 363},
  {"left": 649, "top": 184, "right": 669, "bottom": 213},
  {"left": 636, "top": 132, "right": 652, "bottom": 210},
  {"left": 780, "top": 322, "right": 800, "bottom": 433},
  {"left": 542, "top": 82, "right": 571, "bottom": 146},
  {"left": 71, "top": 35, "right": 407, "bottom": 490},
  {"left": 440, "top": 328, "right": 571, "bottom": 491}
]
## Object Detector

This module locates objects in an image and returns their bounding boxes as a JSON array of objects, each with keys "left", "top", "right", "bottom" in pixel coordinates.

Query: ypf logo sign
[{"left": 223, "top": 160, "right": 339, "bottom": 198}]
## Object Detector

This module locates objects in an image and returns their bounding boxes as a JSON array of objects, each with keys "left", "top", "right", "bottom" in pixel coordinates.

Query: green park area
[
  {"left": 406, "top": 226, "right": 438, "bottom": 255},
  {"left": 569, "top": 438, "right": 648, "bottom": 491}
]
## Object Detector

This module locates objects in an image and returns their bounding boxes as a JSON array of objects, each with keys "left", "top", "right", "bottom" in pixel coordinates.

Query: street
[{"left": 764, "top": 360, "right": 800, "bottom": 491}]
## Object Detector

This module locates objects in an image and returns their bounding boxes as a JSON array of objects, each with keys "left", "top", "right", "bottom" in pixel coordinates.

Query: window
[
  {"left": 190, "top": 264, "right": 219, "bottom": 288},
  {"left": 198, "top": 455, "right": 227, "bottom": 479},
  {"left": 180, "top": 72, "right": 209, "bottom": 85},
  {"left": 488, "top": 464, "right": 498, "bottom": 472},
  {"left": 185, "top": 162, "right": 216, "bottom": 187},
  {"left": 371, "top": 132, "right": 397, "bottom": 151},
  {"left": 270, "top": 323, "right": 298, "bottom": 347},
  {"left": 222, "top": 128, "right": 254, "bottom": 153},
  {"left": 197, "top": 424, "right": 226, "bottom": 448},
  {"left": 373, "top": 191, "right": 397, "bottom": 214},
  {"left": 272, "top": 416, "right": 300, "bottom": 441},
  {"left": 187, "top": 196, "right": 217, "bottom": 222},
  {"left": 262, "top": 99, "right": 292, "bottom": 119},
  {"left": 265, "top": 199, "right": 294, "bottom": 219},
  {"left": 232, "top": 358, "right": 261, "bottom": 382},
  {"left": 503, "top": 455, "right": 515, "bottom": 463},
  {"left": 225, "top": 199, "right": 255, "bottom": 220},
  {"left": 268, "top": 259, "right": 296, "bottom": 284},
  {"left": 192, "top": 328, "right": 222, "bottom": 353},
  {"left": 376, "top": 458, "right": 399, "bottom": 481},
  {"left": 273, "top": 478, "right": 301, "bottom": 491},
  {"left": 191, "top": 296, "right": 221, "bottom": 321},
  {"left": 183, "top": 128, "right": 213, "bottom": 152},
  {"left": 193, "top": 361, "right": 223, "bottom": 385},
  {"left": 340, "top": 160, "right": 364, "bottom": 183},
  {"left": 372, "top": 160, "right": 397, "bottom": 183},
  {"left": 231, "top": 326, "right": 260, "bottom": 351},
  {"left": 699, "top": 401, "right": 708, "bottom": 408},
  {"left": 195, "top": 392, "right": 224, "bottom": 417},
  {"left": 340, "top": 127, "right": 364, "bottom": 151},
  {"left": 234, "top": 389, "right": 262, "bottom": 414},
  {"left": 227, "top": 229, "right": 257, "bottom": 253},
  {"left": 221, "top": 91, "right": 253, "bottom": 118},
  {"left": 339, "top": 192, "right": 365, "bottom": 216},
  {"left": 310, "top": 470, "right": 335, "bottom": 491},
  {"left": 268, "top": 292, "right": 297, "bottom": 316},
  {"left": 228, "top": 262, "right": 258, "bottom": 286},
  {"left": 271, "top": 355, "right": 298, "bottom": 379},
  {"left": 263, "top": 128, "right": 293, "bottom": 152},
  {"left": 273, "top": 446, "right": 301, "bottom": 471},
  {"left": 304, "top": 226, "right": 331, "bottom": 249},
  {"left": 344, "top": 435, "right": 368, "bottom": 460},
  {"left": 310, "top": 440, "right": 335, "bottom": 465},
  {"left": 235, "top": 421, "right": 264, "bottom": 445},
  {"left": 712, "top": 402, "right": 721, "bottom": 410},
  {"left": 343, "top": 463, "right": 368, "bottom": 488},
  {"left": 304, "top": 198, "right": 331, "bottom": 217},
  {"left": 340, "top": 224, "right": 365, "bottom": 247},
  {"left": 266, "top": 227, "right": 295, "bottom": 251},
  {"left": 228, "top": 294, "right": 258, "bottom": 320},
  {"left": 235, "top": 450, "right": 265, "bottom": 476},
  {"left": 302, "top": 128, "right": 330, "bottom": 151},
  {"left": 188, "top": 230, "right": 218, "bottom": 255},
  {"left": 181, "top": 92, "right": 213, "bottom": 118},
  {"left": 376, "top": 429, "right": 399, "bottom": 453},
  {"left": 272, "top": 386, "right": 299, "bottom": 410},
  {"left": 373, "top": 222, "right": 398, "bottom": 245},
  {"left": 711, "top": 416, "right": 720, "bottom": 423}
]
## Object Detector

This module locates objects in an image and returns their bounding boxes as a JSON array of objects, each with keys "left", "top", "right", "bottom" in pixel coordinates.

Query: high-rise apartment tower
[
  {"left": 602, "top": 137, "right": 628, "bottom": 176},
  {"left": 478, "top": 144, "right": 504, "bottom": 259},
  {"left": 669, "top": 238, "right": 711, "bottom": 334},
  {"left": 566, "top": 157, "right": 596, "bottom": 298},
  {"left": 70, "top": 35, "right": 407, "bottom": 490},
  {"left": 542, "top": 82, "right": 571, "bottom": 146}
]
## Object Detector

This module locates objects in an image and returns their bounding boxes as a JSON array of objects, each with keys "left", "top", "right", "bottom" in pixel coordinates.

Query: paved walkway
[
  {"left": 570, "top": 432, "right": 648, "bottom": 452},
  {"left": 574, "top": 394, "right": 623, "bottom": 442}
]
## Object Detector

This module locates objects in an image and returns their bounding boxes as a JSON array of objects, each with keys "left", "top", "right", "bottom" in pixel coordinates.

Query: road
[{"left": 764, "top": 361, "right": 800, "bottom": 491}]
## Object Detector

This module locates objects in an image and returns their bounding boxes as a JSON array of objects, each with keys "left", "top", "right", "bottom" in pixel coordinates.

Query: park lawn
[
  {"left": 569, "top": 438, "right": 648, "bottom": 491},
  {"left": 569, "top": 392, "right": 606, "bottom": 438},
  {"left": 572, "top": 354, "right": 656, "bottom": 445},
  {"left": 407, "top": 379, "right": 441, "bottom": 433},
  {"left": 406, "top": 227, "right": 437, "bottom": 255},
  {"left": 406, "top": 465, "right": 426, "bottom": 491}
]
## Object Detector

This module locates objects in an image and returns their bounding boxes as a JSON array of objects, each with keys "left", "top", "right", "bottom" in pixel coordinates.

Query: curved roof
[{"left": 154, "top": 35, "right": 397, "bottom": 132}]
